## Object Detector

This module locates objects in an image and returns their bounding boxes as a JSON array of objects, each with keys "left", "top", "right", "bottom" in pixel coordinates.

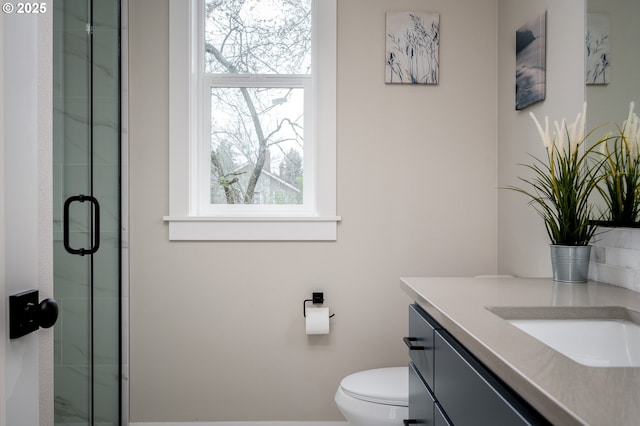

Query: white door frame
[{"left": 1, "top": 8, "right": 54, "bottom": 426}]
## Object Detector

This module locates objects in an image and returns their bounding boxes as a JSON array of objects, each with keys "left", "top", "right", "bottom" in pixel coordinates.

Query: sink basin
[{"left": 488, "top": 306, "right": 640, "bottom": 367}]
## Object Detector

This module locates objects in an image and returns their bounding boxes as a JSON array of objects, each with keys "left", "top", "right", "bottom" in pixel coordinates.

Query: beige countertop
[{"left": 400, "top": 276, "right": 640, "bottom": 426}]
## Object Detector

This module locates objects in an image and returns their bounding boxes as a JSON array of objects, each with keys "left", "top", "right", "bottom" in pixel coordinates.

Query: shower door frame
[
  {"left": 2, "top": 1, "right": 128, "bottom": 424},
  {"left": 52, "top": 0, "right": 128, "bottom": 423}
]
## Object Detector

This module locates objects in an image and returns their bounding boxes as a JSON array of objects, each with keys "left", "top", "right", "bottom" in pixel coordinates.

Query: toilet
[{"left": 334, "top": 367, "right": 408, "bottom": 426}]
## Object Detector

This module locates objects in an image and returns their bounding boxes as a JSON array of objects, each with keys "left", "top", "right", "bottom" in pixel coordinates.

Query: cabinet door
[
  {"left": 408, "top": 362, "right": 435, "bottom": 425},
  {"left": 407, "top": 304, "right": 438, "bottom": 389},
  {"left": 434, "top": 330, "right": 541, "bottom": 426},
  {"left": 435, "top": 402, "right": 452, "bottom": 426}
]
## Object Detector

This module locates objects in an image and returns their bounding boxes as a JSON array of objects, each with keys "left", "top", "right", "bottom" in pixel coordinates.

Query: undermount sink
[{"left": 488, "top": 306, "right": 640, "bottom": 367}]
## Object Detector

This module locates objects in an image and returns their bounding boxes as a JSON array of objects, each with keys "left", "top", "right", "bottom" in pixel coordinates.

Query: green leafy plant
[
  {"left": 507, "top": 104, "right": 608, "bottom": 246},
  {"left": 598, "top": 102, "right": 640, "bottom": 225}
]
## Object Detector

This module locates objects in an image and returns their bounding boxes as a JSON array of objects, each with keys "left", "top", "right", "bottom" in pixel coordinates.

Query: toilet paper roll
[{"left": 305, "top": 307, "right": 330, "bottom": 335}]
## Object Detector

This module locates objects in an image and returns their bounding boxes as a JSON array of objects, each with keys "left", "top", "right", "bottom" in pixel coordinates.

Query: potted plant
[
  {"left": 507, "top": 104, "right": 608, "bottom": 282},
  {"left": 597, "top": 102, "right": 640, "bottom": 227}
]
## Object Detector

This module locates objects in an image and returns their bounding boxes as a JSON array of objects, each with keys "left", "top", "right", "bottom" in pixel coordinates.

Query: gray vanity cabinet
[
  {"left": 406, "top": 304, "right": 549, "bottom": 426},
  {"left": 434, "top": 402, "right": 451, "bottom": 426},
  {"left": 408, "top": 362, "right": 435, "bottom": 423},
  {"left": 407, "top": 304, "right": 438, "bottom": 387}
]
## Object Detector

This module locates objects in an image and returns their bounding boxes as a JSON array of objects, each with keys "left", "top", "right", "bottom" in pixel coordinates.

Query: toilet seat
[{"left": 339, "top": 367, "right": 408, "bottom": 407}]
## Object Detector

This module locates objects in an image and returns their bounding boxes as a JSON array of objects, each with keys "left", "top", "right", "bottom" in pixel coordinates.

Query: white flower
[
  {"left": 530, "top": 111, "right": 551, "bottom": 151},
  {"left": 623, "top": 102, "right": 635, "bottom": 135},
  {"left": 576, "top": 102, "right": 587, "bottom": 146},
  {"left": 530, "top": 103, "right": 588, "bottom": 157},
  {"left": 554, "top": 119, "right": 567, "bottom": 157},
  {"left": 623, "top": 102, "right": 640, "bottom": 158},
  {"left": 565, "top": 103, "right": 587, "bottom": 155}
]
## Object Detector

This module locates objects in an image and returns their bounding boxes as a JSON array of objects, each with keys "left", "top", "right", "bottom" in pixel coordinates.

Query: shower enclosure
[{"left": 52, "top": 0, "right": 122, "bottom": 423}]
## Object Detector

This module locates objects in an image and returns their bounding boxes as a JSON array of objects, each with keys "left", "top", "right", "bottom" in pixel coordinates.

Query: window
[{"left": 166, "top": 0, "right": 339, "bottom": 240}]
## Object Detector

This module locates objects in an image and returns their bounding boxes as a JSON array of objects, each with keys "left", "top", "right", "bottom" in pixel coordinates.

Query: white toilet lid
[{"left": 340, "top": 367, "right": 408, "bottom": 406}]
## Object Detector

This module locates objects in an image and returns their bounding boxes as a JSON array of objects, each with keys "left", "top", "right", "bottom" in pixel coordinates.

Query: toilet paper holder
[{"left": 303, "top": 292, "right": 335, "bottom": 318}]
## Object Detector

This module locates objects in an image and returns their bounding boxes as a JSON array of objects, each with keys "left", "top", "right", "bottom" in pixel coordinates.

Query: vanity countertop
[{"left": 400, "top": 276, "right": 640, "bottom": 426}]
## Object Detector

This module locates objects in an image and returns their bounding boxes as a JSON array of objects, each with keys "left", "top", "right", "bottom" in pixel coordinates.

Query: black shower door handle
[{"left": 63, "top": 194, "right": 100, "bottom": 256}]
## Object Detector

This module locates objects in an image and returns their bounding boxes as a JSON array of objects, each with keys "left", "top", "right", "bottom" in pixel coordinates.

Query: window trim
[{"left": 166, "top": 0, "right": 339, "bottom": 241}]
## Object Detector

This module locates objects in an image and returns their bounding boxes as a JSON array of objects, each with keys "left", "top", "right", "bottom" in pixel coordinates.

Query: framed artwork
[
  {"left": 385, "top": 12, "right": 440, "bottom": 84},
  {"left": 586, "top": 13, "right": 610, "bottom": 85},
  {"left": 515, "top": 11, "right": 546, "bottom": 110}
]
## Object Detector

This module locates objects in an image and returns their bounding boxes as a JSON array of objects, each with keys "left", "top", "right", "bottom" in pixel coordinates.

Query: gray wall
[{"left": 129, "top": 0, "right": 499, "bottom": 421}]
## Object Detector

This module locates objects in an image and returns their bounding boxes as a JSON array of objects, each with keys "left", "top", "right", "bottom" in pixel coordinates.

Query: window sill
[{"left": 163, "top": 215, "right": 341, "bottom": 241}]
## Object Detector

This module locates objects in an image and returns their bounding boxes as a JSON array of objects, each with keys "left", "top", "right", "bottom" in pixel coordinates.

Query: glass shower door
[{"left": 52, "top": 0, "right": 121, "bottom": 424}]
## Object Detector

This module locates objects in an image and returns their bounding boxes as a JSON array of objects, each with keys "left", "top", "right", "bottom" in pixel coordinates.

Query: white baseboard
[{"left": 130, "top": 422, "right": 348, "bottom": 426}]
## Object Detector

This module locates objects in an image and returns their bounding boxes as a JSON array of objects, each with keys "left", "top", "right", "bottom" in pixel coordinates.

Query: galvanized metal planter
[{"left": 550, "top": 245, "right": 592, "bottom": 283}]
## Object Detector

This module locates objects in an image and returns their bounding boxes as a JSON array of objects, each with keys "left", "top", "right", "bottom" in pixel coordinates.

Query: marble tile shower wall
[
  {"left": 589, "top": 227, "right": 640, "bottom": 292},
  {"left": 53, "top": 0, "right": 121, "bottom": 423}
]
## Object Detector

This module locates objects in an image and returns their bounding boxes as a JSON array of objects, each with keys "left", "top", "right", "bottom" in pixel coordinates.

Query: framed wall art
[
  {"left": 586, "top": 13, "right": 610, "bottom": 85},
  {"left": 515, "top": 11, "right": 546, "bottom": 110},
  {"left": 385, "top": 12, "right": 440, "bottom": 85}
]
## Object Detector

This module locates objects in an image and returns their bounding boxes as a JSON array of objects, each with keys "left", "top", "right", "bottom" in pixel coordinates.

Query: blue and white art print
[
  {"left": 385, "top": 12, "right": 440, "bottom": 85},
  {"left": 586, "top": 13, "right": 610, "bottom": 85},
  {"left": 515, "top": 11, "right": 546, "bottom": 111}
]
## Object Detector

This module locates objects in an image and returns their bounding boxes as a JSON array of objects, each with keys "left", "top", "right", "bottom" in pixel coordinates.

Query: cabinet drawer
[
  {"left": 434, "top": 330, "right": 542, "bottom": 426},
  {"left": 434, "top": 402, "right": 452, "bottom": 426},
  {"left": 408, "top": 362, "right": 435, "bottom": 425},
  {"left": 406, "top": 304, "right": 438, "bottom": 389}
]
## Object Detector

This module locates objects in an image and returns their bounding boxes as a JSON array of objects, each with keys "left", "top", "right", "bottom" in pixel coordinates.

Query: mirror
[
  {"left": 587, "top": 0, "right": 640, "bottom": 226},
  {"left": 586, "top": 0, "right": 640, "bottom": 126}
]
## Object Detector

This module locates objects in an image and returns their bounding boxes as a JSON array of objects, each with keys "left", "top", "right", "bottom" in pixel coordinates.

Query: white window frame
[
  {"left": 201, "top": 78, "right": 312, "bottom": 216},
  {"left": 166, "top": 0, "right": 339, "bottom": 241}
]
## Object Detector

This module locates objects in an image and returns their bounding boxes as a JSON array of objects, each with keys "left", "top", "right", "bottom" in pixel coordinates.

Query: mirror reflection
[
  {"left": 586, "top": 0, "right": 640, "bottom": 226},
  {"left": 586, "top": 0, "right": 640, "bottom": 126}
]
